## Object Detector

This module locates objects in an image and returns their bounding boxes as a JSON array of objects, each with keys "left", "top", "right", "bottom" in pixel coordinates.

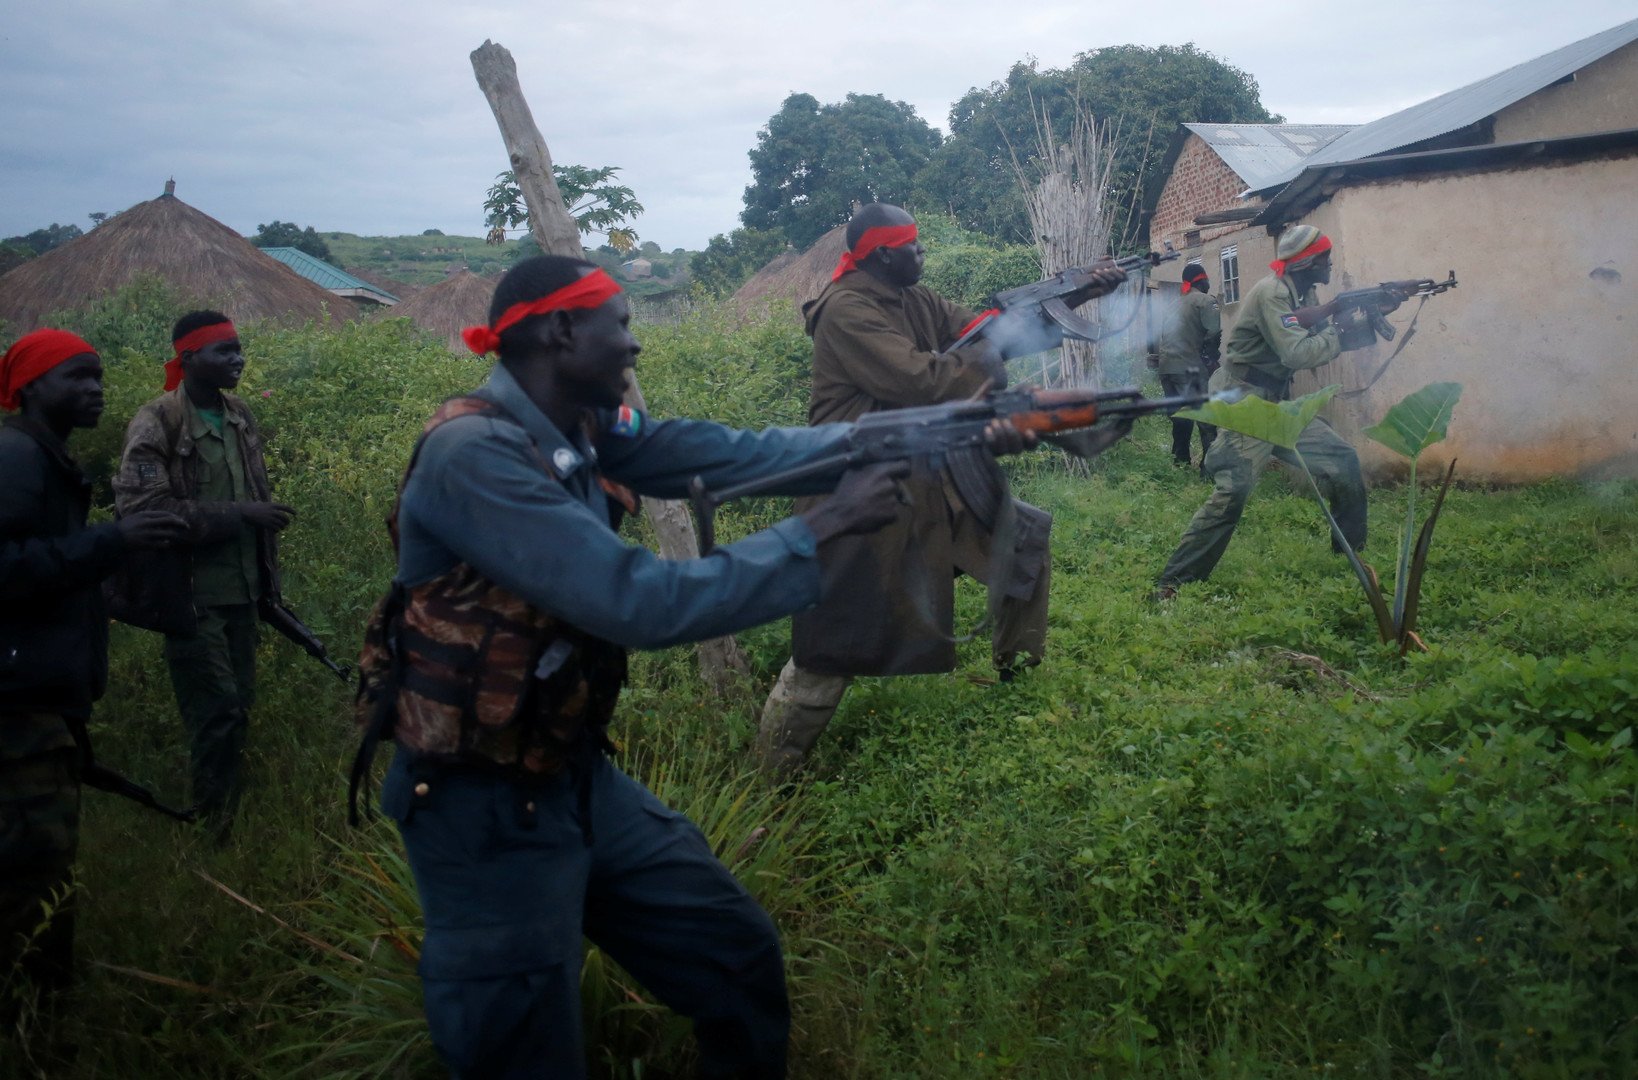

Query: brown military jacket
[
  {"left": 113, "top": 387, "right": 281, "bottom": 611},
  {"left": 793, "top": 272, "right": 1042, "bottom": 676}
]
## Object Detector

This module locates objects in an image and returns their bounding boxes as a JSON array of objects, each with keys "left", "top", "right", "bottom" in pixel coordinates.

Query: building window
[
  {"left": 1184, "top": 229, "right": 1201, "bottom": 248},
  {"left": 1220, "top": 245, "right": 1240, "bottom": 304}
]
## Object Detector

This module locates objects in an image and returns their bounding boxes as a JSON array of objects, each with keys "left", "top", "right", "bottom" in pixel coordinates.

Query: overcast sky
[{"left": 3, "top": 1, "right": 1633, "bottom": 251}]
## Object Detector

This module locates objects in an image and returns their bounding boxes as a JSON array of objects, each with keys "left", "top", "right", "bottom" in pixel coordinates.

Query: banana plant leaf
[
  {"left": 1363, "top": 382, "right": 1462, "bottom": 458},
  {"left": 1364, "top": 382, "right": 1462, "bottom": 623},
  {"left": 1176, "top": 385, "right": 1340, "bottom": 450}
]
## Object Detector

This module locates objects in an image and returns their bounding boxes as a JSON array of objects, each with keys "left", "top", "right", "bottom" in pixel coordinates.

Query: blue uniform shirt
[{"left": 396, "top": 364, "right": 854, "bottom": 650}]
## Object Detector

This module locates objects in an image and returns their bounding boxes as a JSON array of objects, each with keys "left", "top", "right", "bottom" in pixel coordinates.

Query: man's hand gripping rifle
[
  {"left": 689, "top": 384, "right": 1209, "bottom": 551},
  {"left": 1292, "top": 271, "right": 1459, "bottom": 352},
  {"left": 945, "top": 244, "right": 1182, "bottom": 359}
]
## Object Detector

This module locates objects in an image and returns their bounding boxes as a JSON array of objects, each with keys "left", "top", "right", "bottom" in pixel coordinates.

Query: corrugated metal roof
[
  {"left": 1184, "top": 123, "right": 1356, "bottom": 189},
  {"left": 259, "top": 247, "right": 398, "bottom": 303},
  {"left": 1254, "top": 126, "right": 1638, "bottom": 226},
  {"left": 1252, "top": 16, "right": 1638, "bottom": 192}
]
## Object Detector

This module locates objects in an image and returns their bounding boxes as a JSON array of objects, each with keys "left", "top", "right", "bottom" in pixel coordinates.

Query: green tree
[
  {"left": 914, "top": 44, "right": 1278, "bottom": 245},
  {"left": 252, "top": 221, "right": 333, "bottom": 261},
  {"left": 4, "top": 222, "right": 83, "bottom": 256},
  {"left": 741, "top": 92, "right": 943, "bottom": 249},
  {"left": 483, "top": 165, "right": 644, "bottom": 248},
  {"left": 689, "top": 228, "right": 788, "bottom": 298}
]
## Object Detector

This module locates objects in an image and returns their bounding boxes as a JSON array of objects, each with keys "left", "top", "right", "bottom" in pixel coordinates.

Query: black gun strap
[{"left": 1341, "top": 295, "right": 1428, "bottom": 398}]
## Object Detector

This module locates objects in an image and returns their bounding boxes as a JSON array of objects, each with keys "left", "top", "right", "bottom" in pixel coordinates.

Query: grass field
[{"left": 4, "top": 295, "right": 1634, "bottom": 1078}]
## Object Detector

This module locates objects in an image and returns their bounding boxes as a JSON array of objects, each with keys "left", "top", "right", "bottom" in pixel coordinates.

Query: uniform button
[
  {"left": 413, "top": 782, "right": 430, "bottom": 797},
  {"left": 524, "top": 801, "right": 536, "bottom": 813}
]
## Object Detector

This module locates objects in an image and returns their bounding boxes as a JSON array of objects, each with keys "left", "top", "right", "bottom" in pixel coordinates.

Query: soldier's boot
[{"left": 754, "top": 661, "right": 851, "bottom": 777}]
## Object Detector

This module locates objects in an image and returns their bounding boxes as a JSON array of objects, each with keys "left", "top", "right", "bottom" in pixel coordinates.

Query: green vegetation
[
  {"left": 1184, "top": 384, "right": 1466, "bottom": 655},
  {"left": 251, "top": 221, "right": 334, "bottom": 262},
  {"left": 738, "top": 44, "right": 1276, "bottom": 251},
  {"left": 483, "top": 165, "right": 646, "bottom": 254},
  {"left": 743, "top": 92, "right": 943, "bottom": 249},
  {"left": 318, "top": 231, "right": 519, "bottom": 286},
  {"left": 6, "top": 282, "right": 1636, "bottom": 1078}
]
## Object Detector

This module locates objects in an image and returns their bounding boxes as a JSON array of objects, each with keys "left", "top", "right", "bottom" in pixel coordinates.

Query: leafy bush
[{"left": 11, "top": 280, "right": 1636, "bottom": 1078}]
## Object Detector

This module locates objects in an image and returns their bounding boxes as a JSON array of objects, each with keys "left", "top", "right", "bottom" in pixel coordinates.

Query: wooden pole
[{"left": 469, "top": 40, "right": 749, "bottom": 693}]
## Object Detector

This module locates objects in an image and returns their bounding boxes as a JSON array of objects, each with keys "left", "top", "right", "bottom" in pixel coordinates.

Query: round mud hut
[
  {"left": 386, "top": 269, "right": 498, "bottom": 352},
  {"left": 0, "top": 182, "right": 353, "bottom": 334},
  {"left": 730, "top": 226, "right": 846, "bottom": 318}
]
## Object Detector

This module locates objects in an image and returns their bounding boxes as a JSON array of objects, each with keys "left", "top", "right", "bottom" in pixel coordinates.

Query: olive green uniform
[
  {"left": 115, "top": 389, "right": 277, "bottom": 827},
  {"left": 756, "top": 271, "right": 1052, "bottom": 772},
  {"left": 1156, "top": 288, "right": 1221, "bottom": 464},
  {"left": 1157, "top": 272, "right": 1366, "bottom": 587}
]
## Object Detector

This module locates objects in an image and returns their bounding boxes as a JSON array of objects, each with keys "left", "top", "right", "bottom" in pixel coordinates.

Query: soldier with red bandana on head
[
  {"left": 754, "top": 202, "right": 1128, "bottom": 774},
  {"left": 114, "top": 312, "right": 293, "bottom": 841},
  {"left": 353, "top": 253, "right": 955, "bottom": 1077},
  {"left": 1154, "top": 224, "right": 1371, "bottom": 598},
  {"left": 2, "top": 329, "right": 185, "bottom": 1014}
]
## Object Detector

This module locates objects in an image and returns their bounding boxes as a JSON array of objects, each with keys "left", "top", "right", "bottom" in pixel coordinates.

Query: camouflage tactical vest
[{"left": 349, "top": 396, "right": 636, "bottom": 819}]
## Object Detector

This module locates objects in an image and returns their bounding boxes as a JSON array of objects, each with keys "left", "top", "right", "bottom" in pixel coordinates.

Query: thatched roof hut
[
  {"left": 388, "top": 269, "right": 497, "bottom": 351},
  {"left": 730, "top": 227, "right": 846, "bottom": 317},
  {"left": 0, "top": 186, "right": 352, "bottom": 332}
]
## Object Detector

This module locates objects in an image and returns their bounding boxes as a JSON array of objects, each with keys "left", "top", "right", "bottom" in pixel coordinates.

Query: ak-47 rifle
[
  {"left": 67, "top": 721, "right": 196, "bottom": 823},
  {"left": 258, "top": 597, "right": 352, "bottom": 683},
  {"left": 688, "top": 384, "right": 1210, "bottom": 551},
  {"left": 946, "top": 243, "right": 1182, "bottom": 359},
  {"left": 1292, "top": 272, "right": 1459, "bottom": 352}
]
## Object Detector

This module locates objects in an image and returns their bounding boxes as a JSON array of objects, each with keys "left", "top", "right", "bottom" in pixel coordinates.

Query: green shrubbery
[{"left": 6, "top": 280, "right": 1636, "bottom": 1078}]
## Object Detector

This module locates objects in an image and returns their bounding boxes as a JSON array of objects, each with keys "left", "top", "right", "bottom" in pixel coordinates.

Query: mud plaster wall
[
  {"left": 1492, "top": 39, "right": 1638, "bottom": 144},
  {"left": 1289, "top": 153, "right": 1638, "bottom": 481}
]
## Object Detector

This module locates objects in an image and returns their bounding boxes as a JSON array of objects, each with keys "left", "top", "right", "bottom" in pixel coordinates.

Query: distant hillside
[
  {"left": 322, "top": 232, "right": 517, "bottom": 286},
  {"left": 318, "top": 231, "right": 697, "bottom": 300}
]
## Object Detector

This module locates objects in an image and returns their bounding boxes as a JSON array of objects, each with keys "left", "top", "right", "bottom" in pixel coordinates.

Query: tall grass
[{"left": 5, "top": 282, "right": 1635, "bottom": 1078}]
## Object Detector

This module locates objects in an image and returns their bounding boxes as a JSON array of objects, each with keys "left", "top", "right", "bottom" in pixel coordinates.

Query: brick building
[{"left": 1145, "top": 124, "right": 1352, "bottom": 307}]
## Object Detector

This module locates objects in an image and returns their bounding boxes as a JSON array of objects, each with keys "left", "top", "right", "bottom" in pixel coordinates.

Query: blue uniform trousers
[{"left": 383, "top": 750, "right": 789, "bottom": 1079}]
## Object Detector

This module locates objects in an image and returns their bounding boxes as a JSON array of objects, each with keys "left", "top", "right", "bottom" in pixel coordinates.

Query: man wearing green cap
[{"left": 1154, "top": 224, "right": 1368, "bottom": 596}]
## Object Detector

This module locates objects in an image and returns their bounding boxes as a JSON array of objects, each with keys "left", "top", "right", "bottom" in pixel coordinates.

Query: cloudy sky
[{"left": 3, "top": 1, "right": 1633, "bottom": 251}]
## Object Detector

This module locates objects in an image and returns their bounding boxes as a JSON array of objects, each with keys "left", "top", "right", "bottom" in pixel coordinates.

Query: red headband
[
  {"left": 462, "top": 269, "right": 624, "bottom": 356},
  {"left": 832, "top": 224, "right": 918, "bottom": 282},
  {"left": 1180, "top": 267, "right": 1208, "bottom": 295},
  {"left": 1, "top": 329, "right": 97, "bottom": 411},
  {"left": 1269, "top": 234, "right": 1331, "bottom": 277},
  {"left": 167, "top": 320, "right": 237, "bottom": 391}
]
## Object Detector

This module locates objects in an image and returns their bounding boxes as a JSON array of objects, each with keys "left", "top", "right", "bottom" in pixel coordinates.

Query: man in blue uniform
[{"left": 360, "top": 255, "right": 1024, "bottom": 1078}]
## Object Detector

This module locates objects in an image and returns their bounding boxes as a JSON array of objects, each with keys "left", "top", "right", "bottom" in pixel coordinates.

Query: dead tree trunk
[
  {"left": 469, "top": 40, "right": 750, "bottom": 694},
  {"left": 1008, "top": 96, "right": 1123, "bottom": 390}
]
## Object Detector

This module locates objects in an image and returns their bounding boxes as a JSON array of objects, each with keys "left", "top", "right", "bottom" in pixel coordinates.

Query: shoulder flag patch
[
  {"left": 1280, "top": 313, "right": 1301, "bottom": 330},
  {"left": 610, "top": 404, "right": 642, "bottom": 437}
]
